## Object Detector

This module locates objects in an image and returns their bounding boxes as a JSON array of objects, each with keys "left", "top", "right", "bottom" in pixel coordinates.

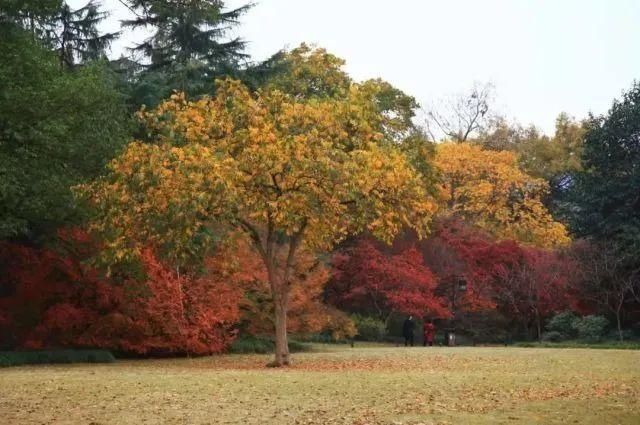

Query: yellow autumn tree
[
  {"left": 433, "top": 142, "right": 569, "bottom": 247},
  {"left": 80, "top": 61, "right": 437, "bottom": 365}
]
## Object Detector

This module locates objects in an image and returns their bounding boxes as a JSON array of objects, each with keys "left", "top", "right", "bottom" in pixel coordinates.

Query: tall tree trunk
[
  {"left": 240, "top": 217, "right": 304, "bottom": 367},
  {"left": 535, "top": 310, "right": 542, "bottom": 342},
  {"left": 616, "top": 305, "right": 624, "bottom": 342},
  {"left": 265, "top": 257, "right": 290, "bottom": 367},
  {"left": 271, "top": 225, "right": 305, "bottom": 366},
  {"left": 273, "top": 291, "right": 290, "bottom": 366},
  {"left": 265, "top": 241, "right": 299, "bottom": 366}
]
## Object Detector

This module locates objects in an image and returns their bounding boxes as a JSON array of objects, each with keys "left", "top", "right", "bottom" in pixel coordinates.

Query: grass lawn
[{"left": 1, "top": 345, "right": 638, "bottom": 424}]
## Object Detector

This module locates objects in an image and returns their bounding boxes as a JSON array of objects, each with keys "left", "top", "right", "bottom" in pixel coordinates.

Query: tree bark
[
  {"left": 239, "top": 217, "right": 304, "bottom": 367},
  {"left": 616, "top": 304, "right": 624, "bottom": 342},
  {"left": 265, "top": 255, "right": 290, "bottom": 367},
  {"left": 533, "top": 306, "right": 542, "bottom": 342},
  {"left": 273, "top": 291, "right": 290, "bottom": 366}
]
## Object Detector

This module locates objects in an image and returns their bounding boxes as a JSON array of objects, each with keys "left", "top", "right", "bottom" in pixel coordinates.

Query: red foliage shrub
[
  {"left": 424, "top": 218, "right": 576, "bottom": 339},
  {"left": 0, "top": 230, "right": 241, "bottom": 355},
  {"left": 422, "top": 219, "right": 499, "bottom": 313},
  {"left": 327, "top": 239, "right": 449, "bottom": 321},
  {"left": 490, "top": 244, "right": 575, "bottom": 338}
]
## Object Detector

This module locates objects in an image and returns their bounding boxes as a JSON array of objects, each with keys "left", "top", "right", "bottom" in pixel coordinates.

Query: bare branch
[{"left": 423, "top": 82, "right": 495, "bottom": 142}]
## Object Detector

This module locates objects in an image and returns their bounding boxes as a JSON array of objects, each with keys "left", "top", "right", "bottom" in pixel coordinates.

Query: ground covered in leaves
[{"left": 1, "top": 345, "right": 638, "bottom": 424}]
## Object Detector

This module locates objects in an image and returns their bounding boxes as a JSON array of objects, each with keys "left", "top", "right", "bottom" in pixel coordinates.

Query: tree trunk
[
  {"left": 383, "top": 311, "right": 394, "bottom": 329},
  {"left": 240, "top": 217, "right": 304, "bottom": 367},
  {"left": 265, "top": 248, "right": 294, "bottom": 367},
  {"left": 273, "top": 291, "right": 290, "bottom": 366},
  {"left": 616, "top": 307, "right": 624, "bottom": 342}
]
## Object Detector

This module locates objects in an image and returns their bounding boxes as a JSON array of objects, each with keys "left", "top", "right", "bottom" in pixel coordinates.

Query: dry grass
[{"left": 1, "top": 345, "right": 639, "bottom": 424}]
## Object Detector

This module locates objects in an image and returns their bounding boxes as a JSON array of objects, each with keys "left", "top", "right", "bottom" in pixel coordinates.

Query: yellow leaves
[
  {"left": 81, "top": 75, "right": 438, "bottom": 264},
  {"left": 434, "top": 142, "right": 570, "bottom": 248},
  {"left": 345, "top": 144, "right": 438, "bottom": 243}
]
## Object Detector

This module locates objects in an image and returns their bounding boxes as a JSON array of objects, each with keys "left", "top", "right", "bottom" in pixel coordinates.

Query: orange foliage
[{"left": 230, "top": 238, "right": 356, "bottom": 339}]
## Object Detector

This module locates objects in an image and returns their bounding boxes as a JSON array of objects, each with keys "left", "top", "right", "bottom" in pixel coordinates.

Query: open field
[{"left": 1, "top": 345, "right": 639, "bottom": 424}]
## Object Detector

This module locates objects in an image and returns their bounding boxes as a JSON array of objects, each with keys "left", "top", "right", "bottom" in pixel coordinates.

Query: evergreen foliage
[
  {"left": 0, "top": 25, "right": 128, "bottom": 240},
  {"left": 0, "top": 349, "right": 115, "bottom": 367},
  {"left": 1, "top": 0, "right": 117, "bottom": 68},
  {"left": 121, "top": 0, "right": 252, "bottom": 106},
  {"left": 569, "top": 82, "right": 640, "bottom": 264},
  {"left": 42, "top": 0, "right": 118, "bottom": 68}
]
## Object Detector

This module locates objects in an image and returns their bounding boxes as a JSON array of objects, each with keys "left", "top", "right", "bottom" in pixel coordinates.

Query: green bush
[
  {"left": 288, "top": 340, "right": 312, "bottom": 353},
  {"left": 301, "top": 333, "right": 349, "bottom": 344},
  {"left": 0, "top": 354, "right": 11, "bottom": 367},
  {"left": 0, "top": 350, "right": 115, "bottom": 367},
  {"left": 542, "top": 331, "right": 564, "bottom": 342},
  {"left": 229, "top": 336, "right": 311, "bottom": 354},
  {"left": 351, "top": 315, "right": 387, "bottom": 341},
  {"left": 513, "top": 341, "right": 640, "bottom": 349},
  {"left": 572, "top": 315, "right": 609, "bottom": 342},
  {"left": 607, "top": 329, "right": 635, "bottom": 341},
  {"left": 230, "top": 336, "right": 274, "bottom": 354},
  {"left": 546, "top": 311, "right": 578, "bottom": 339}
]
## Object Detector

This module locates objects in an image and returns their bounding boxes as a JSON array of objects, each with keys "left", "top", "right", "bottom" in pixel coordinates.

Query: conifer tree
[
  {"left": 122, "top": 0, "right": 251, "bottom": 104},
  {"left": 42, "top": 1, "right": 118, "bottom": 68},
  {"left": 1, "top": 1, "right": 117, "bottom": 68}
]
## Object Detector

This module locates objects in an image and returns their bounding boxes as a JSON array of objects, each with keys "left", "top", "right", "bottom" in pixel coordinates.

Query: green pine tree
[
  {"left": 1, "top": 1, "right": 118, "bottom": 68},
  {"left": 569, "top": 82, "right": 640, "bottom": 266},
  {"left": 44, "top": 0, "right": 118, "bottom": 68},
  {"left": 122, "top": 0, "right": 252, "bottom": 105}
]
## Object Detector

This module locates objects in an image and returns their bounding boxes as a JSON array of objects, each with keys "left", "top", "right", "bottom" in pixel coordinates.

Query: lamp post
[{"left": 445, "top": 276, "right": 467, "bottom": 346}]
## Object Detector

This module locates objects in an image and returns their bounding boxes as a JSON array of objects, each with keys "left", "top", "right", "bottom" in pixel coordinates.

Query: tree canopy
[
  {"left": 0, "top": 25, "right": 128, "bottom": 240},
  {"left": 569, "top": 82, "right": 640, "bottom": 254},
  {"left": 433, "top": 142, "right": 570, "bottom": 248},
  {"left": 2, "top": 2, "right": 639, "bottom": 359}
]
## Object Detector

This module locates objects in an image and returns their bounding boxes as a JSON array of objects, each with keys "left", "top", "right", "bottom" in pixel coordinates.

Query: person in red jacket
[{"left": 423, "top": 319, "right": 436, "bottom": 347}]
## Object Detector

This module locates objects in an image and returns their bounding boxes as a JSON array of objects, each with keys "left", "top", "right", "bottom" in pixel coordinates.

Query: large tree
[
  {"left": 569, "top": 82, "right": 640, "bottom": 256},
  {"left": 567, "top": 83, "right": 640, "bottom": 335},
  {"left": 516, "top": 113, "right": 585, "bottom": 192},
  {"left": 0, "top": 24, "right": 128, "bottom": 241},
  {"left": 43, "top": 0, "right": 117, "bottom": 68},
  {"left": 1, "top": 0, "right": 117, "bottom": 68},
  {"left": 422, "top": 218, "right": 573, "bottom": 341},
  {"left": 328, "top": 239, "right": 449, "bottom": 324},
  {"left": 424, "top": 82, "right": 495, "bottom": 143},
  {"left": 81, "top": 48, "right": 437, "bottom": 366},
  {"left": 569, "top": 240, "right": 638, "bottom": 341}
]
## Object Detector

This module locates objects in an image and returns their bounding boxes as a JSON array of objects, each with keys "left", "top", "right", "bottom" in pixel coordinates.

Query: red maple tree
[
  {"left": 327, "top": 239, "right": 449, "bottom": 323},
  {"left": 0, "top": 229, "right": 241, "bottom": 355},
  {"left": 423, "top": 219, "right": 575, "bottom": 340}
]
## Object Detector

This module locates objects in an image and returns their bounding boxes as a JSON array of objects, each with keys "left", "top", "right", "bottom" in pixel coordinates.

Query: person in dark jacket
[{"left": 402, "top": 316, "right": 415, "bottom": 346}]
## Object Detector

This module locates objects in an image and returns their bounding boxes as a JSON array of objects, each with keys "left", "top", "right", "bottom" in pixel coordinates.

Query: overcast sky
[{"left": 77, "top": 0, "right": 640, "bottom": 135}]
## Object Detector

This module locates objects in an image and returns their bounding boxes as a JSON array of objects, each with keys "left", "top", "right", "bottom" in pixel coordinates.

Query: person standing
[
  {"left": 423, "top": 320, "right": 436, "bottom": 347},
  {"left": 402, "top": 315, "right": 415, "bottom": 347}
]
